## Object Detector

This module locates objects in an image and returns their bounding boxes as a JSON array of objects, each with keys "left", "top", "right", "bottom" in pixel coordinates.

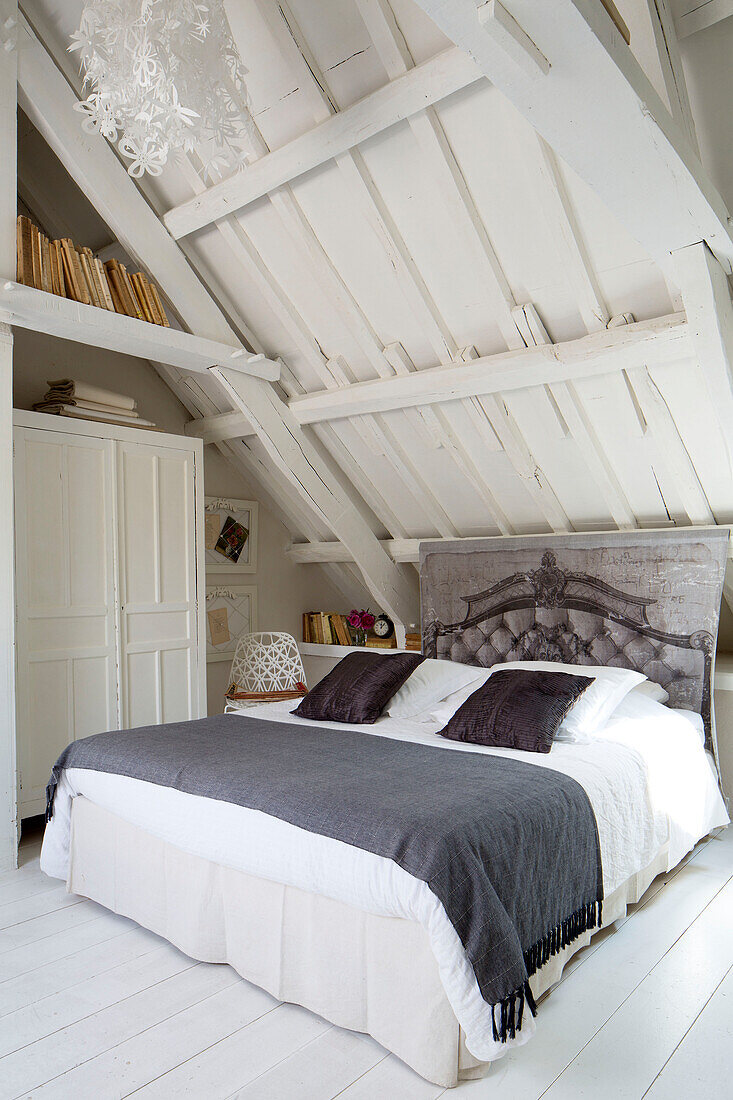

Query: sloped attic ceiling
[{"left": 15, "top": 0, "right": 733, "bottom": 624}]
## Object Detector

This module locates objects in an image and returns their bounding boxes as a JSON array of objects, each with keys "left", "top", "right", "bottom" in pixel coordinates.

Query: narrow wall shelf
[
  {"left": 300, "top": 642, "right": 412, "bottom": 657},
  {"left": 0, "top": 281, "right": 279, "bottom": 380}
]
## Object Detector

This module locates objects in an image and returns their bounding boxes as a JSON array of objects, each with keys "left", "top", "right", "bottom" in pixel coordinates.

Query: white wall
[{"left": 11, "top": 329, "right": 353, "bottom": 717}]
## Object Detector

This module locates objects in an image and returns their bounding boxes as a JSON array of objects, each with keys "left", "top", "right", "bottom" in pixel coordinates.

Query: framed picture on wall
[
  {"left": 204, "top": 497, "right": 258, "bottom": 574},
  {"left": 205, "top": 584, "right": 258, "bottom": 663}
]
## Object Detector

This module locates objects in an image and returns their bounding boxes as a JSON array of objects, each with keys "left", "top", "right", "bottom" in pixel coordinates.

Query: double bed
[{"left": 40, "top": 530, "right": 730, "bottom": 1088}]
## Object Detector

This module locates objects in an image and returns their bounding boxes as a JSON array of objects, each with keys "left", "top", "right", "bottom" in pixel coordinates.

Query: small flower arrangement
[{"left": 347, "top": 608, "right": 375, "bottom": 646}]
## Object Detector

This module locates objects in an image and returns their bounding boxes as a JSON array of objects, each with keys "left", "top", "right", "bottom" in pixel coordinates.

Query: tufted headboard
[{"left": 420, "top": 528, "right": 729, "bottom": 757}]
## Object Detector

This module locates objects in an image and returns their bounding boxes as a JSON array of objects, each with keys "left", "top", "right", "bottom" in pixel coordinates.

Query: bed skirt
[{"left": 67, "top": 796, "right": 669, "bottom": 1088}]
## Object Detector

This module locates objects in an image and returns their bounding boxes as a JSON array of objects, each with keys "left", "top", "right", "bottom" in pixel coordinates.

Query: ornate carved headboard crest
[{"left": 420, "top": 529, "right": 728, "bottom": 759}]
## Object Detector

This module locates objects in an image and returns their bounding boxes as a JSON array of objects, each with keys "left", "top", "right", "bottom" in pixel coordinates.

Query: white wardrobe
[{"left": 13, "top": 411, "right": 206, "bottom": 819}]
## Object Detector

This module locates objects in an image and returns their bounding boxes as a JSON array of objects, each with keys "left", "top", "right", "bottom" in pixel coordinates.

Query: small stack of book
[
  {"left": 365, "top": 635, "right": 396, "bottom": 649},
  {"left": 33, "top": 378, "right": 158, "bottom": 431},
  {"left": 405, "top": 632, "right": 422, "bottom": 652},
  {"left": 16, "top": 216, "right": 169, "bottom": 326},
  {"left": 302, "top": 612, "right": 354, "bottom": 646}
]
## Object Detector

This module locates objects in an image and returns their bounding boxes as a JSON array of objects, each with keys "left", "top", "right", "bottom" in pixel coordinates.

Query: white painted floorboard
[{"left": 0, "top": 825, "right": 730, "bottom": 1099}]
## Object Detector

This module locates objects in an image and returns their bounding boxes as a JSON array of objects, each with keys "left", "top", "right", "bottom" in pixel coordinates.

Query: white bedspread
[{"left": 41, "top": 701, "right": 728, "bottom": 1061}]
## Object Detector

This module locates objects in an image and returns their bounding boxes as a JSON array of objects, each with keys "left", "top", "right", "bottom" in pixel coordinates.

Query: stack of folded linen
[{"left": 33, "top": 379, "right": 158, "bottom": 429}]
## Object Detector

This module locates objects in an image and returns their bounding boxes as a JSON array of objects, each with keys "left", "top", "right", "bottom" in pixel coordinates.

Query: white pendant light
[{"left": 69, "top": 0, "right": 251, "bottom": 177}]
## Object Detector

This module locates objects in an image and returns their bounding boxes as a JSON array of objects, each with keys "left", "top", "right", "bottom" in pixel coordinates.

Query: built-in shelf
[
  {"left": 0, "top": 281, "right": 279, "bottom": 380},
  {"left": 300, "top": 642, "right": 413, "bottom": 657}
]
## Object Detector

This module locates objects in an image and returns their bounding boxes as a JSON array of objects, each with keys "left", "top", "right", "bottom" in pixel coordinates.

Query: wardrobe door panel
[
  {"left": 14, "top": 429, "right": 118, "bottom": 817},
  {"left": 117, "top": 441, "right": 201, "bottom": 726}
]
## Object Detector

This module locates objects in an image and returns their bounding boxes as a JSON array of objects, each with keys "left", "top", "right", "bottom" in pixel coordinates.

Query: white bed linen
[{"left": 41, "top": 702, "right": 728, "bottom": 1061}]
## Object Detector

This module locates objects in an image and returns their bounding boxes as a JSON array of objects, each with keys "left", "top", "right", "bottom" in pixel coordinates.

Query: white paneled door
[
  {"left": 14, "top": 413, "right": 205, "bottom": 818},
  {"left": 116, "top": 441, "right": 200, "bottom": 728},
  {"left": 14, "top": 428, "right": 118, "bottom": 818}
]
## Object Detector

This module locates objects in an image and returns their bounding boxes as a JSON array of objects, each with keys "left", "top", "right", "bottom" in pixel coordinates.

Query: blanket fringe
[
  {"left": 491, "top": 980, "right": 537, "bottom": 1043},
  {"left": 523, "top": 899, "right": 603, "bottom": 980},
  {"left": 45, "top": 766, "right": 62, "bottom": 823},
  {"left": 491, "top": 899, "right": 603, "bottom": 1044}
]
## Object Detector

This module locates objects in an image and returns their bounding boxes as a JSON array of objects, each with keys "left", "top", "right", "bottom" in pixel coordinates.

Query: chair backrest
[{"left": 229, "top": 632, "right": 307, "bottom": 694}]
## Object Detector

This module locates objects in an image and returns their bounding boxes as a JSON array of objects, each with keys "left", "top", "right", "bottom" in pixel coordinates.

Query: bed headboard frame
[{"left": 420, "top": 528, "right": 729, "bottom": 758}]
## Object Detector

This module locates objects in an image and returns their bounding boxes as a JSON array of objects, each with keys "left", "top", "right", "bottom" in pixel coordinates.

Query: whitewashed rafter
[
  {"left": 674, "top": 0, "right": 733, "bottom": 38},
  {"left": 162, "top": 45, "right": 482, "bottom": 240},
  {"left": 354, "top": 0, "right": 529, "bottom": 350},
  {"left": 645, "top": 0, "right": 699, "bottom": 154},
  {"left": 533, "top": 138, "right": 610, "bottom": 333},
  {"left": 287, "top": 313, "right": 691, "bottom": 423},
  {"left": 411, "top": 0, "right": 733, "bottom": 273},
  {"left": 287, "top": 527, "right": 733, "bottom": 565},
  {"left": 212, "top": 365, "right": 417, "bottom": 621},
  {"left": 673, "top": 241, "right": 733, "bottom": 472}
]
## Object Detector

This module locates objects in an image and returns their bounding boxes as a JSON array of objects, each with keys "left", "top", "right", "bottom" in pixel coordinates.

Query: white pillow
[
  {"left": 387, "top": 658, "right": 488, "bottom": 719},
  {"left": 494, "top": 661, "right": 646, "bottom": 740},
  {"left": 628, "top": 680, "right": 669, "bottom": 705},
  {"left": 608, "top": 692, "right": 705, "bottom": 744},
  {"left": 422, "top": 675, "right": 492, "bottom": 726}
]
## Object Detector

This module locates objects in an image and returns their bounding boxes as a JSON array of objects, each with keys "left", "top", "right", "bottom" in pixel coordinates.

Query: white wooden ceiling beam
[
  {"left": 624, "top": 365, "right": 715, "bottom": 525},
  {"left": 499, "top": 301, "right": 630, "bottom": 531},
  {"left": 288, "top": 526, "right": 733, "bottom": 566},
  {"left": 184, "top": 315, "right": 690, "bottom": 436},
  {"left": 252, "top": 0, "right": 456, "bottom": 369},
  {"left": 277, "top": 359, "right": 413, "bottom": 547},
  {"left": 547, "top": 380, "right": 637, "bottom": 528},
  {"left": 162, "top": 45, "right": 482, "bottom": 240},
  {"left": 18, "top": 16, "right": 418, "bottom": 625},
  {"left": 673, "top": 241, "right": 733, "bottom": 473},
  {"left": 354, "top": 0, "right": 527, "bottom": 349},
  {"left": 287, "top": 313, "right": 690, "bottom": 423},
  {"left": 185, "top": 409, "right": 254, "bottom": 445},
  {"left": 411, "top": 0, "right": 733, "bottom": 273},
  {"left": 478, "top": 392, "right": 571, "bottom": 531},
  {"left": 675, "top": 0, "right": 733, "bottom": 38},
  {"left": 213, "top": 366, "right": 417, "bottom": 622},
  {"left": 534, "top": 138, "right": 610, "bottom": 333},
  {"left": 645, "top": 0, "right": 699, "bottom": 154},
  {"left": 477, "top": 1, "right": 550, "bottom": 77}
]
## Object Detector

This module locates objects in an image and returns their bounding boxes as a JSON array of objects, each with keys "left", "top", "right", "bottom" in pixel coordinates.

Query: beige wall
[{"left": 12, "top": 330, "right": 350, "bottom": 716}]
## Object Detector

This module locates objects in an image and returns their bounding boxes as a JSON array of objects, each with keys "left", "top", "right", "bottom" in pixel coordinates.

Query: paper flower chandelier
[{"left": 69, "top": 1, "right": 251, "bottom": 177}]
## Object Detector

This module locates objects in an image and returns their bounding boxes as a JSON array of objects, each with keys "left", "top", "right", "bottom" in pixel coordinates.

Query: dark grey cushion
[
  {"left": 294, "top": 651, "right": 425, "bottom": 724},
  {"left": 438, "top": 668, "right": 593, "bottom": 752}
]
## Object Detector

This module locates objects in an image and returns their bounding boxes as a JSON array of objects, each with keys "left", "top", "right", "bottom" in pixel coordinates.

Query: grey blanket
[{"left": 47, "top": 714, "right": 603, "bottom": 1041}]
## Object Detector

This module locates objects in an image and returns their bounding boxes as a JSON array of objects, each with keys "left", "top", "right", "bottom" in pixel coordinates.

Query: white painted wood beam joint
[
  {"left": 675, "top": 0, "right": 733, "bottom": 38},
  {"left": 477, "top": 1, "right": 550, "bottom": 77},
  {"left": 162, "top": 46, "right": 482, "bottom": 240},
  {"left": 212, "top": 367, "right": 418, "bottom": 625},
  {"left": 673, "top": 241, "right": 733, "bottom": 473},
  {"left": 184, "top": 410, "right": 255, "bottom": 445}
]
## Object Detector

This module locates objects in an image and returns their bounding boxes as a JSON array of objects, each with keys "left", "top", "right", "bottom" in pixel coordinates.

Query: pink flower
[
  {"left": 347, "top": 610, "right": 361, "bottom": 629},
  {"left": 361, "top": 612, "right": 375, "bottom": 630}
]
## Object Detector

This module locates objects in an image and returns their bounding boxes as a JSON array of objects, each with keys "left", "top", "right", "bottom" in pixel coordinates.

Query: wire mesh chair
[{"left": 225, "top": 631, "right": 307, "bottom": 711}]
